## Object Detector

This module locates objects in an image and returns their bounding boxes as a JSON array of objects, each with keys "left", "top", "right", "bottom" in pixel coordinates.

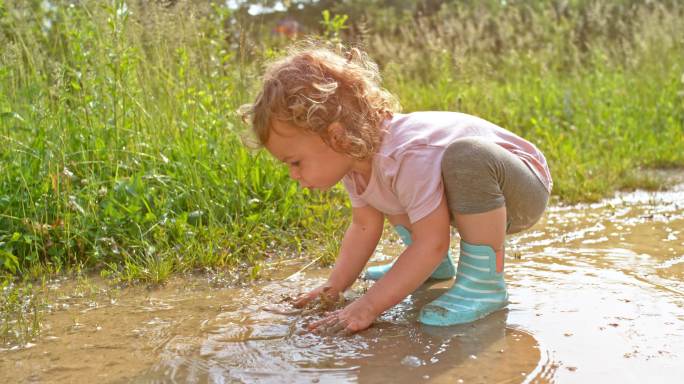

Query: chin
[
  {"left": 320, "top": 182, "right": 338, "bottom": 191},
  {"left": 308, "top": 180, "right": 337, "bottom": 191},
  {"left": 306, "top": 185, "right": 327, "bottom": 192}
]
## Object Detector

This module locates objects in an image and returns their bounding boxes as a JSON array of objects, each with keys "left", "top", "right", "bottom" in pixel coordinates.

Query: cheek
[
  {"left": 297, "top": 164, "right": 314, "bottom": 181},
  {"left": 304, "top": 164, "right": 329, "bottom": 183}
]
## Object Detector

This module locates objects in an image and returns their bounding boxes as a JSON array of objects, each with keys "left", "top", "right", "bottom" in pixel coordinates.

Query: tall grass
[
  {"left": 0, "top": 0, "right": 682, "bottom": 283},
  {"left": 0, "top": 0, "right": 347, "bottom": 282},
  {"left": 363, "top": 0, "right": 684, "bottom": 201}
]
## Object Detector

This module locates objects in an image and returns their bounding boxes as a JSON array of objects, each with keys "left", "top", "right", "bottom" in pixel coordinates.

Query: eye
[{"left": 289, "top": 161, "right": 300, "bottom": 167}]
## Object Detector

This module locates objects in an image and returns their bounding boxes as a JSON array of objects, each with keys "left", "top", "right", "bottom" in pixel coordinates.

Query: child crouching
[{"left": 241, "top": 42, "right": 551, "bottom": 334}]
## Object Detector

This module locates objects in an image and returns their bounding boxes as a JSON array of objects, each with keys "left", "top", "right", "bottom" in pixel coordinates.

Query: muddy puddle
[{"left": 2, "top": 179, "right": 684, "bottom": 383}]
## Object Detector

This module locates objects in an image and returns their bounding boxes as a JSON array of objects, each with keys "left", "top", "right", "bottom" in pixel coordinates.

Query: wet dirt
[{"left": 2, "top": 178, "right": 683, "bottom": 383}]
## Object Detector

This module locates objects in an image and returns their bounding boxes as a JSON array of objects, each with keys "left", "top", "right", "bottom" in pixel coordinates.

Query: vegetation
[{"left": 0, "top": 0, "right": 682, "bottom": 289}]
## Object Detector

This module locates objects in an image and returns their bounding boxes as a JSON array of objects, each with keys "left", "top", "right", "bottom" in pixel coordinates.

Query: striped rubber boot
[
  {"left": 419, "top": 240, "right": 508, "bottom": 326},
  {"left": 364, "top": 225, "right": 455, "bottom": 281}
]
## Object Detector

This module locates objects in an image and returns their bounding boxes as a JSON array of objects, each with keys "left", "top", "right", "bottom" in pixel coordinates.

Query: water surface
[{"left": 2, "top": 179, "right": 683, "bottom": 383}]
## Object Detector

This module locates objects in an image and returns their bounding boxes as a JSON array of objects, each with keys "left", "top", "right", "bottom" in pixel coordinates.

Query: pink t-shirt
[{"left": 342, "top": 111, "right": 552, "bottom": 223}]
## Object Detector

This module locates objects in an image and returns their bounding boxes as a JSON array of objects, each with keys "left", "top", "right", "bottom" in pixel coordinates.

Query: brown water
[{"left": 2, "top": 180, "right": 684, "bottom": 383}]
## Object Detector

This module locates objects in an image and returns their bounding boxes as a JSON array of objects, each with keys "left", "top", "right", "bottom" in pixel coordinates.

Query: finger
[
  {"left": 327, "top": 321, "right": 347, "bottom": 335},
  {"left": 318, "top": 318, "right": 346, "bottom": 336},
  {"left": 293, "top": 296, "right": 309, "bottom": 308},
  {"left": 307, "top": 317, "right": 328, "bottom": 330},
  {"left": 327, "top": 315, "right": 353, "bottom": 336},
  {"left": 309, "top": 314, "right": 336, "bottom": 330},
  {"left": 324, "top": 314, "right": 349, "bottom": 334},
  {"left": 343, "top": 320, "right": 372, "bottom": 336},
  {"left": 308, "top": 311, "right": 339, "bottom": 331},
  {"left": 293, "top": 292, "right": 315, "bottom": 308}
]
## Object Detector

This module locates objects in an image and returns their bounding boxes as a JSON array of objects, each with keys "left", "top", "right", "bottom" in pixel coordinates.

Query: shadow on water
[
  {"left": 132, "top": 278, "right": 545, "bottom": 384},
  {"left": 2, "top": 174, "right": 684, "bottom": 383}
]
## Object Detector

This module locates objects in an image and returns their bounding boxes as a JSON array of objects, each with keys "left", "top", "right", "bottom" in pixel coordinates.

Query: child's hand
[
  {"left": 308, "top": 297, "right": 378, "bottom": 336},
  {"left": 293, "top": 284, "right": 340, "bottom": 309}
]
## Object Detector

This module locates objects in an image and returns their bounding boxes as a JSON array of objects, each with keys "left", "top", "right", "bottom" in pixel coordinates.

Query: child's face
[{"left": 265, "top": 120, "right": 356, "bottom": 191}]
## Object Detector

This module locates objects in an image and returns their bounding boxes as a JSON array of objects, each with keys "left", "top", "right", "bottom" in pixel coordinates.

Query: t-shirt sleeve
[
  {"left": 393, "top": 148, "right": 445, "bottom": 223},
  {"left": 342, "top": 174, "right": 369, "bottom": 208}
]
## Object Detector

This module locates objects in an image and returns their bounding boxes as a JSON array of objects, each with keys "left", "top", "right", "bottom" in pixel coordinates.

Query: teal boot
[
  {"left": 419, "top": 241, "right": 508, "bottom": 326},
  {"left": 364, "top": 225, "right": 455, "bottom": 281}
]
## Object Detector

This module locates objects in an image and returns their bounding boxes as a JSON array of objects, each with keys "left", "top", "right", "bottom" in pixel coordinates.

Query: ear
[{"left": 326, "top": 122, "right": 350, "bottom": 151}]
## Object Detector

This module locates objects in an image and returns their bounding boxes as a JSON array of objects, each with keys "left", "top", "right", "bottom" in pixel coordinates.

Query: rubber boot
[
  {"left": 364, "top": 225, "right": 455, "bottom": 281},
  {"left": 419, "top": 240, "right": 508, "bottom": 326}
]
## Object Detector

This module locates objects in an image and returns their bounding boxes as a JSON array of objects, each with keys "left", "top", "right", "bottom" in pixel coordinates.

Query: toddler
[{"left": 241, "top": 43, "right": 552, "bottom": 334}]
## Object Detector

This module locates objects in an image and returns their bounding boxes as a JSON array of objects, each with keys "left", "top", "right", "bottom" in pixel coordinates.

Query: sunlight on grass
[{"left": 0, "top": 0, "right": 682, "bottom": 285}]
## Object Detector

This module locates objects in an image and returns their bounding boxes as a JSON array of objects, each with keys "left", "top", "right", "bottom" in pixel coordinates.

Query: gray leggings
[{"left": 441, "top": 137, "right": 549, "bottom": 234}]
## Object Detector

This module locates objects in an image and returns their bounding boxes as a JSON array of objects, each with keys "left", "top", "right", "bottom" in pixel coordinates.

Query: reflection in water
[
  {"left": 505, "top": 182, "right": 684, "bottom": 383},
  {"left": 2, "top": 180, "right": 684, "bottom": 383},
  {"left": 140, "top": 282, "right": 540, "bottom": 384}
]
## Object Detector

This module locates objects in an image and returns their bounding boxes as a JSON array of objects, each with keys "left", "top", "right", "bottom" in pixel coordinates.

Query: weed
[{"left": 1, "top": 280, "right": 45, "bottom": 347}]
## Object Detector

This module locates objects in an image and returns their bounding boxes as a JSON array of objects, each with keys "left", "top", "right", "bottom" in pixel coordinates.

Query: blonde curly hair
[{"left": 240, "top": 42, "right": 400, "bottom": 159}]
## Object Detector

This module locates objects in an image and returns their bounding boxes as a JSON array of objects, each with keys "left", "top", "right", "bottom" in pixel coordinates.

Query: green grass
[
  {"left": 0, "top": 0, "right": 682, "bottom": 286},
  {"left": 370, "top": 1, "right": 684, "bottom": 202},
  {"left": 0, "top": 1, "right": 347, "bottom": 285}
]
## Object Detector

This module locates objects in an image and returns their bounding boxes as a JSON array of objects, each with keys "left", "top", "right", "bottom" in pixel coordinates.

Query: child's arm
[
  {"left": 294, "top": 204, "right": 384, "bottom": 307},
  {"left": 309, "top": 196, "right": 451, "bottom": 333}
]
